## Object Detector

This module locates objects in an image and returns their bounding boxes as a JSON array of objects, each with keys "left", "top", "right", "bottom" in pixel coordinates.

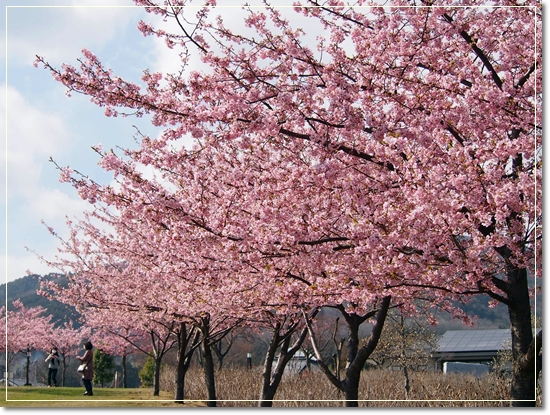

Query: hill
[{"left": 1, "top": 274, "right": 81, "bottom": 327}]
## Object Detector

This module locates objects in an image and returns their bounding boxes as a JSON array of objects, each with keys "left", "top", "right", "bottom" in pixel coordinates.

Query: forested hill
[{"left": 1, "top": 274, "right": 81, "bottom": 327}]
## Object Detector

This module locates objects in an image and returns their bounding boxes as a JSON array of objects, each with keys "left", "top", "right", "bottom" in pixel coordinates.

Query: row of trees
[
  {"left": 1, "top": 300, "right": 84, "bottom": 387},
  {"left": 2, "top": 296, "right": 439, "bottom": 394},
  {"left": 0, "top": 300, "right": 140, "bottom": 387},
  {"left": 30, "top": 0, "right": 541, "bottom": 407}
]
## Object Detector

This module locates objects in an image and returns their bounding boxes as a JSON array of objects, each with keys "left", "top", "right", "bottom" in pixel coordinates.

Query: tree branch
[
  {"left": 442, "top": 13, "right": 503, "bottom": 90},
  {"left": 516, "top": 63, "right": 536, "bottom": 89},
  {"left": 298, "top": 237, "right": 350, "bottom": 246},
  {"left": 301, "top": 309, "right": 343, "bottom": 390},
  {"left": 278, "top": 127, "right": 394, "bottom": 170}
]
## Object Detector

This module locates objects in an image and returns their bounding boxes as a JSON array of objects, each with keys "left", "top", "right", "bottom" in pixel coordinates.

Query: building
[
  {"left": 273, "top": 350, "right": 319, "bottom": 376},
  {"left": 433, "top": 329, "right": 511, "bottom": 375}
]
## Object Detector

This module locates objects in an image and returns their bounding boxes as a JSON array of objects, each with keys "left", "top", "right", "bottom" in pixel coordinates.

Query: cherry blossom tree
[
  {"left": 38, "top": 220, "right": 243, "bottom": 405},
  {"left": 35, "top": 0, "right": 541, "bottom": 406},
  {"left": 2, "top": 300, "right": 55, "bottom": 385},
  {"left": 80, "top": 304, "right": 179, "bottom": 397}
]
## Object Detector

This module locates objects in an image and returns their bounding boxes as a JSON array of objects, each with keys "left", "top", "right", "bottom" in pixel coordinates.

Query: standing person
[
  {"left": 77, "top": 341, "right": 94, "bottom": 396},
  {"left": 44, "top": 348, "right": 60, "bottom": 387}
]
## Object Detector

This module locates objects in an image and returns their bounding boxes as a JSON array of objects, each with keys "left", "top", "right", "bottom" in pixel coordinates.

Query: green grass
[{"left": 0, "top": 386, "right": 206, "bottom": 407}]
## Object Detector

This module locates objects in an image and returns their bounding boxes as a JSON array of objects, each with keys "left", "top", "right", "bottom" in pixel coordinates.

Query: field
[
  {"left": 1, "top": 367, "right": 541, "bottom": 408},
  {"left": 161, "top": 366, "right": 532, "bottom": 407},
  {"left": 0, "top": 386, "right": 204, "bottom": 408}
]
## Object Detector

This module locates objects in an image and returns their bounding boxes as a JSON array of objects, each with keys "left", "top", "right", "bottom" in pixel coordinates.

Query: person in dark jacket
[
  {"left": 76, "top": 341, "right": 94, "bottom": 396},
  {"left": 44, "top": 347, "right": 60, "bottom": 387}
]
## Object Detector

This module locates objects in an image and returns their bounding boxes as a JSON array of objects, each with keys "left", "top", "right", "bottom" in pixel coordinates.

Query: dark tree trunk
[
  {"left": 259, "top": 311, "right": 317, "bottom": 407},
  {"left": 306, "top": 297, "right": 391, "bottom": 407},
  {"left": 340, "top": 315, "right": 361, "bottom": 407},
  {"left": 259, "top": 324, "right": 281, "bottom": 407},
  {"left": 174, "top": 357, "right": 186, "bottom": 404},
  {"left": 121, "top": 355, "right": 127, "bottom": 388},
  {"left": 174, "top": 323, "right": 200, "bottom": 404},
  {"left": 259, "top": 326, "right": 293, "bottom": 407},
  {"left": 259, "top": 384, "right": 279, "bottom": 407},
  {"left": 403, "top": 365, "right": 411, "bottom": 399},
  {"left": 341, "top": 296, "right": 391, "bottom": 407},
  {"left": 153, "top": 356, "right": 162, "bottom": 396},
  {"left": 174, "top": 324, "right": 188, "bottom": 404},
  {"left": 506, "top": 267, "right": 542, "bottom": 407},
  {"left": 174, "top": 323, "right": 188, "bottom": 404},
  {"left": 199, "top": 318, "right": 217, "bottom": 407},
  {"left": 342, "top": 377, "right": 360, "bottom": 407}
]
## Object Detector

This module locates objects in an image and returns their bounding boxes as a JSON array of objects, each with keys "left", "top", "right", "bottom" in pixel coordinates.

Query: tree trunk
[
  {"left": 259, "top": 313, "right": 316, "bottom": 407},
  {"left": 342, "top": 296, "right": 391, "bottom": 407},
  {"left": 258, "top": 327, "right": 292, "bottom": 407},
  {"left": 121, "top": 355, "right": 127, "bottom": 388},
  {"left": 506, "top": 266, "right": 541, "bottom": 407},
  {"left": 201, "top": 335, "right": 217, "bottom": 407},
  {"left": 305, "top": 297, "right": 390, "bottom": 407},
  {"left": 259, "top": 384, "right": 278, "bottom": 407},
  {"left": 340, "top": 316, "right": 361, "bottom": 407},
  {"left": 174, "top": 327, "right": 187, "bottom": 404},
  {"left": 259, "top": 324, "right": 280, "bottom": 407},
  {"left": 403, "top": 365, "right": 410, "bottom": 399},
  {"left": 341, "top": 374, "right": 361, "bottom": 407},
  {"left": 174, "top": 323, "right": 199, "bottom": 404},
  {"left": 174, "top": 346, "right": 187, "bottom": 404},
  {"left": 153, "top": 356, "right": 162, "bottom": 396}
]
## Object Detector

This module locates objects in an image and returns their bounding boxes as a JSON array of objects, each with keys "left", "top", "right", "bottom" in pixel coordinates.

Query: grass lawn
[{"left": 0, "top": 386, "right": 206, "bottom": 407}]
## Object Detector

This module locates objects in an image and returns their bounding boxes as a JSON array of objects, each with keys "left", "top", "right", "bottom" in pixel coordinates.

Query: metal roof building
[{"left": 433, "top": 329, "right": 511, "bottom": 371}]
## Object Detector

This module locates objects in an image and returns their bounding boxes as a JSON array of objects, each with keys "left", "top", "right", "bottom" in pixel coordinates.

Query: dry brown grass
[{"left": 159, "top": 365, "right": 536, "bottom": 407}]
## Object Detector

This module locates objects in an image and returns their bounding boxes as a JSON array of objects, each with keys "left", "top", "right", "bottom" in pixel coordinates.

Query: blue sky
[
  {"left": 2, "top": 1, "right": 170, "bottom": 284},
  {"left": 2, "top": 0, "right": 289, "bottom": 283}
]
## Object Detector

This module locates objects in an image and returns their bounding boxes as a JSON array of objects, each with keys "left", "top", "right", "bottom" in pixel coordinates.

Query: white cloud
[
  {"left": 24, "top": 187, "right": 89, "bottom": 223},
  {"left": 6, "top": 3, "right": 140, "bottom": 67},
  {"left": 1, "top": 251, "right": 60, "bottom": 283},
  {"left": 1, "top": 85, "right": 69, "bottom": 198}
]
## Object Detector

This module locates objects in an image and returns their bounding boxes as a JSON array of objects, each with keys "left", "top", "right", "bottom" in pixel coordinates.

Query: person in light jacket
[
  {"left": 76, "top": 341, "right": 94, "bottom": 396},
  {"left": 44, "top": 347, "right": 60, "bottom": 387}
]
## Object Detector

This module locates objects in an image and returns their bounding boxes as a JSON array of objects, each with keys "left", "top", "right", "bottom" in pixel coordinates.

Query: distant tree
[
  {"left": 303, "top": 313, "right": 347, "bottom": 379},
  {"left": 90, "top": 326, "right": 147, "bottom": 389},
  {"left": 211, "top": 329, "right": 241, "bottom": 371},
  {"left": 138, "top": 356, "right": 155, "bottom": 388},
  {"left": 93, "top": 348, "right": 115, "bottom": 387},
  {"left": 369, "top": 310, "right": 438, "bottom": 399}
]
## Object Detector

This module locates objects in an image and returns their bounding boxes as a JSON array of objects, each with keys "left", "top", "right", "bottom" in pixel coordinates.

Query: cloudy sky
[{"left": 3, "top": 0, "right": 303, "bottom": 283}]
